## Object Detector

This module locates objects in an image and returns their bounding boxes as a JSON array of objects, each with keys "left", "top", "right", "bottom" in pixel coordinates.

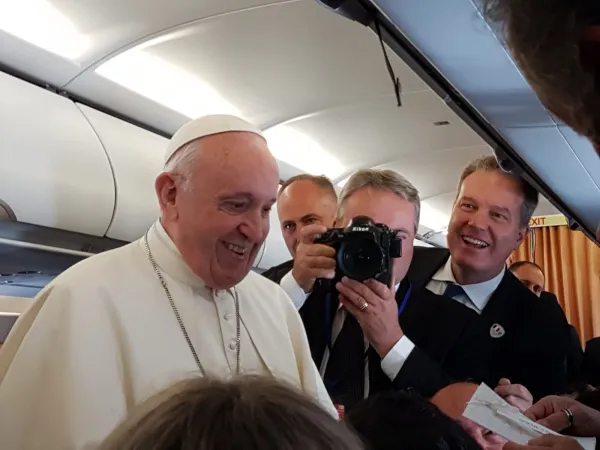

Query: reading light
[
  {"left": 0, "top": 0, "right": 89, "bottom": 60},
  {"left": 96, "top": 50, "right": 240, "bottom": 118},
  {"left": 264, "top": 126, "right": 344, "bottom": 179}
]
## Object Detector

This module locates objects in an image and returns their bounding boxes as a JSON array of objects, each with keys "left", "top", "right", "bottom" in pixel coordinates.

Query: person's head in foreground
[
  {"left": 448, "top": 156, "right": 538, "bottom": 285},
  {"left": 345, "top": 390, "right": 483, "bottom": 450},
  {"left": 100, "top": 375, "right": 364, "bottom": 450},
  {"left": 155, "top": 114, "right": 280, "bottom": 290},
  {"left": 432, "top": 383, "right": 507, "bottom": 450},
  {"left": 483, "top": 0, "right": 600, "bottom": 241},
  {"left": 508, "top": 261, "right": 545, "bottom": 297}
]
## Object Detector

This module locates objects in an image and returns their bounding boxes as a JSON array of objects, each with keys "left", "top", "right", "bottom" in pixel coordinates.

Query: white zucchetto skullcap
[{"left": 164, "top": 114, "right": 265, "bottom": 165}]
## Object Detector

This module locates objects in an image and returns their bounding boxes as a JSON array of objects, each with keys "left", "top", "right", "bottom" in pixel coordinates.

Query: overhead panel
[
  {"left": 368, "top": 0, "right": 598, "bottom": 237},
  {"left": 0, "top": 71, "right": 115, "bottom": 236},
  {"left": 369, "top": 0, "right": 553, "bottom": 129},
  {"left": 502, "top": 127, "right": 600, "bottom": 230},
  {"left": 265, "top": 91, "right": 483, "bottom": 181},
  {"left": 68, "top": 0, "right": 425, "bottom": 135},
  {"left": 77, "top": 104, "right": 167, "bottom": 242},
  {"left": 0, "top": 0, "right": 287, "bottom": 88}
]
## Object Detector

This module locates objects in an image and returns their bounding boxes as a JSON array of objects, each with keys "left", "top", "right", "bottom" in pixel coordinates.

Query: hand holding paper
[
  {"left": 525, "top": 396, "right": 600, "bottom": 437},
  {"left": 462, "top": 384, "right": 596, "bottom": 450},
  {"left": 495, "top": 378, "right": 533, "bottom": 413}
]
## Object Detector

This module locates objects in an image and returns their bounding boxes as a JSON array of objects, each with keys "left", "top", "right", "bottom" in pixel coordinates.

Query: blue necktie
[{"left": 444, "top": 283, "right": 466, "bottom": 299}]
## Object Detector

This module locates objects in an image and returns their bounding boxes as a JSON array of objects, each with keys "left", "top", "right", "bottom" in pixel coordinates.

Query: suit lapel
[
  {"left": 401, "top": 247, "right": 453, "bottom": 351},
  {"left": 406, "top": 247, "right": 451, "bottom": 290},
  {"left": 299, "top": 291, "right": 333, "bottom": 367},
  {"left": 403, "top": 288, "right": 476, "bottom": 362},
  {"left": 464, "top": 272, "right": 529, "bottom": 346}
]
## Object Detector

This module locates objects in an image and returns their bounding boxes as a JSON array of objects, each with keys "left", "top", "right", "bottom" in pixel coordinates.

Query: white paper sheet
[{"left": 462, "top": 383, "right": 596, "bottom": 450}]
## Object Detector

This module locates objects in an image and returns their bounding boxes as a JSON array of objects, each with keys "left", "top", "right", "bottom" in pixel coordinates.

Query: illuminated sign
[{"left": 528, "top": 214, "right": 568, "bottom": 228}]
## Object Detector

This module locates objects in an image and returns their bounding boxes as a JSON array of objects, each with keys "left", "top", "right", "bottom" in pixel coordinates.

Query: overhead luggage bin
[
  {"left": 77, "top": 105, "right": 167, "bottom": 242},
  {"left": 0, "top": 72, "right": 115, "bottom": 236}
]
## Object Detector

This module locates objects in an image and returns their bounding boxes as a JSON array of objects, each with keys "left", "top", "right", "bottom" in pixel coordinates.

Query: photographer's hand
[
  {"left": 292, "top": 225, "right": 337, "bottom": 293},
  {"left": 337, "top": 277, "right": 403, "bottom": 358}
]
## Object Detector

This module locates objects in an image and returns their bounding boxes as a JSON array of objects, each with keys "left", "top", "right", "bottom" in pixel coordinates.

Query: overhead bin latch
[
  {"left": 491, "top": 148, "right": 521, "bottom": 175},
  {"left": 315, "top": 0, "right": 371, "bottom": 26}
]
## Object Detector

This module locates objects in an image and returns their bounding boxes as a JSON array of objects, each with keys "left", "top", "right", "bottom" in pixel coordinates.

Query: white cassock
[{"left": 0, "top": 220, "right": 335, "bottom": 449}]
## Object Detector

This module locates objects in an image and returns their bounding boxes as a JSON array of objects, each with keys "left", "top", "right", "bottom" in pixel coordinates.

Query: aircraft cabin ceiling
[
  {"left": 356, "top": 0, "right": 600, "bottom": 242},
  {"left": 0, "top": 0, "right": 567, "bottom": 252}
]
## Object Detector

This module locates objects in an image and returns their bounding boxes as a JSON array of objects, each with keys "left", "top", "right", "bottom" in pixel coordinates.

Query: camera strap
[{"left": 325, "top": 281, "right": 413, "bottom": 351}]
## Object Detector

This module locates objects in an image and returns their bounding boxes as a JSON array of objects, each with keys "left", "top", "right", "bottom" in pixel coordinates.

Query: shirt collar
[
  {"left": 143, "top": 220, "right": 207, "bottom": 290},
  {"left": 432, "top": 257, "right": 505, "bottom": 311}
]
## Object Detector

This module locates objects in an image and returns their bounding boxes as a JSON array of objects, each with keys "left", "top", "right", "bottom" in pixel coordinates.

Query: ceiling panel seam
[
  {"left": 260, "top": 90, "right": 430, "bottom": 131},
  {"left": 61, "top": 0, "right": 303, "bottom": 88},
  {"left": 331, "top": 144, "right": 488, "bottom": 185},
  {"left": 555, "top": 126, "right": 600, "bottom": 190}
]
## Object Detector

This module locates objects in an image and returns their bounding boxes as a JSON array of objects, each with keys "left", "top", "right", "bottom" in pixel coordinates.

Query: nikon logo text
[{"left": 352, "top": 227, "right": 370, "bottom": 232}]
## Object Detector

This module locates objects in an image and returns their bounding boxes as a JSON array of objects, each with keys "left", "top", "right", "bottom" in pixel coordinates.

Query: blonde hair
[{"left": 101, "top": 376, "right": 364, "bottom": 450}]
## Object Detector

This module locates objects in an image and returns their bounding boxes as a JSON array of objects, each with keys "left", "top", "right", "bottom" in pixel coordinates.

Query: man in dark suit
[
  {"left": 265, "top": 168, "right": 422, "bottom": 410},
  {"left": 262, "top": 174, "right": 337, "bottom": 306},
  {"left": 509, "top": 261, "right": 545, "bottom": 297},
  {"left": 391, "top": 156, "right": 570, "bottom": 401},
  {"left": 267, "top": 158, "right": 570, "bottom": 409},
  {"left": 509, "top": 261, "right": 584, "bottom": 390}
]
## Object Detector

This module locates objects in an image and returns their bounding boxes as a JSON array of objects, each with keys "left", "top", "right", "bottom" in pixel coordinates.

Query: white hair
[
  {"left": 162, "top": 141, "right": 202, "bottom": 190},
  {"left": 338, "top": 169, "right": 421, "bottom": 233}
]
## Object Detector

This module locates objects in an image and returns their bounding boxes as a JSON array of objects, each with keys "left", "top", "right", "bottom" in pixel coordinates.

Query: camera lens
[{"left": 337, "top": 238, "right": 383, "bottom": 281}]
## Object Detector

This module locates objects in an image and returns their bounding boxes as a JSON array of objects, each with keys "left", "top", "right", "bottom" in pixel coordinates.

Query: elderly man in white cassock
[{"left": 0, "top": 114, "right": 336, "bottom": 449}]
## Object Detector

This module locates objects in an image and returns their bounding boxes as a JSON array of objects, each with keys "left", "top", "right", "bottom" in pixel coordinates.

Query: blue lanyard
[{"left": 325, "top": 281, "right": 413, "bottom": 350}]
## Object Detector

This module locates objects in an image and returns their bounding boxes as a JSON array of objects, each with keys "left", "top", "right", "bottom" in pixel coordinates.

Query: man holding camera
[
  {"left": 262, "top": 174, "right": 338, "bottom": 304},
  {"left": 267, "top": 158, "right": 570, "bottom": 409},
  {"left": 265, "top": 168, "right": 420, "bottom": 410}
]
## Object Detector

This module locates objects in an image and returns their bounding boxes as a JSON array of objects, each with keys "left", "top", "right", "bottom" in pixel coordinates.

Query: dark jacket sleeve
[
  {"left": 390, "top": 291, "right": 571, "bottom": 400},
  {"left": 261, "top": 260, "right": 293, "bottom": 284},
  {"left": 390, "top": 347, "right": 453, "bottom": 398},
  {"left": 523, "top": 299, "right": 570, "bottom": 400},
  {"left": 261, "top": 266, "right": 280, "bottom": 282}
]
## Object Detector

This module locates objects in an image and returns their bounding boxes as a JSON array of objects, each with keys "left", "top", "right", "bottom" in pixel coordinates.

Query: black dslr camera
[{"left": 314, "top": 216, "right": 402, "bottom": 288}]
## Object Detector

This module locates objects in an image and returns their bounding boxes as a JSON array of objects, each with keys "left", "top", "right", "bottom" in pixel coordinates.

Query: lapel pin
[{"left": 490, "top": 323, "right": 505, "bottom": 339}]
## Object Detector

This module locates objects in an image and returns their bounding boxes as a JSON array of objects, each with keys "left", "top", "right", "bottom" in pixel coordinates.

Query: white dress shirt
[{"left": 279, "top": 257, "right": 505, "bottom": 396}]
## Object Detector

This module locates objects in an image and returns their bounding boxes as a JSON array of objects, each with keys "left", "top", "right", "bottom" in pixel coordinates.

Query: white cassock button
[
  {"left": 229, "top": 341, "right": 237, "bottom": 350},
  {"left": 224, "top": 312, "right": 231, "bottom": 321}
]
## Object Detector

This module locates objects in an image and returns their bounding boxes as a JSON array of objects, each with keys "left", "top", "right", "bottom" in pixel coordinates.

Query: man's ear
[
  {"left": 516, "top": 226, "right": 530, "bottom": 246},
  {"left": 155, "top": 172, "right": 179, "bottom": 220}
]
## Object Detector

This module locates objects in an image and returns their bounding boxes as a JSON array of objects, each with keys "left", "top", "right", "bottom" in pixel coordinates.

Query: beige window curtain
[{"left": 509, "top": 226, "right": 600, "bottom": 345}]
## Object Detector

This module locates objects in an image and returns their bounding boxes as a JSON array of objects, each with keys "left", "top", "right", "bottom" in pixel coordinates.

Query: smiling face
[
  {"left": 448, "top": 169, "right": 529, "bottom": 285},
  {"left": 156, "top": 132, "right": 279, "bottom": 290},
  {"left": 277, "top": 179, "right": 337, "bottom": 258}
]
